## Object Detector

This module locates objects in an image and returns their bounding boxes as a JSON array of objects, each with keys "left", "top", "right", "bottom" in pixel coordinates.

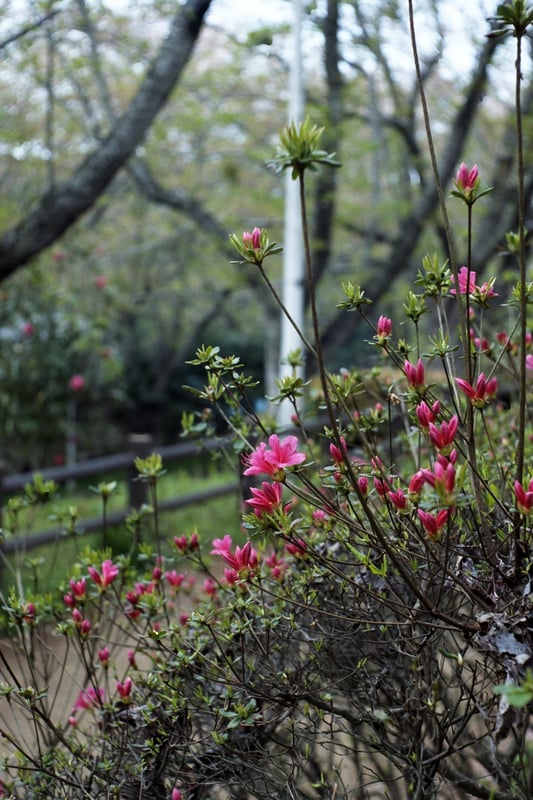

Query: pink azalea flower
[
  {"left": 73, "top": 685, "right": 104, "bottom": 711},
  {"left": 165, "top": 570, "right": 185, "bottom": 588},
  {"left": 116, "top": 677, "right": 133, "bottom": 700},
  {"left": 88, "top": 559, "right": 119, "bottom": 589},
  {"left": 243, "top": 434, "right": 306, "bottom": 478},
  {"left": 404, "top": 358, "right": 425, "bottom": 390},
  {"left": 329, "top": 436, "right": 347, "bottom": 466},
  {"left": 418, "top": 508, "right": 449, "bottom": 540},
  {"left": 172, "top": 789, "right": 183, "bottom": 800},
  {"left": 242, "top": 227, "right": 262, "bottom": 250},
  {"left": 455, "top": 162, "right": 479, "bottom": 192},
  {"left": 211, "top": 538, "right": 258, "bottom": 574},
  {"left": 421, "top": 460, "right": 456, "bottom": 506},
  {"left": 450, "top": 267, "right": 497, "bottom": 304},
  {"left": 428, "top": 416, "right": 458, "bottom": 454},
  {"left": 526, "top": 354, "right": 533, "bottom": 371},
  {"left": 69, "top": 374, "right": 86, "bottom": 392},
  {"left": 245, "top": 481, "right": 283, "bottom": 516},
  {"left": 416, "top": 400, "right": 440, "bottom": 431},
  {"left": 514, "top": 479, "right": 533, "bottom": 515},
  {"left": 455, "top": 373, "right": 498, "bottom": 408},
  {"left": 388, "top": 488, "right": 409, "bottom": 513},
  {"left": 375, "top": 315, "right": 392, "bottom": 343}
]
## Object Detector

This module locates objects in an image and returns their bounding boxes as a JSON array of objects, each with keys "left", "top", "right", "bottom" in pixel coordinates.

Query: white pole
[{"left": 278, "top": 0, "right": 305, "bottom": 429}]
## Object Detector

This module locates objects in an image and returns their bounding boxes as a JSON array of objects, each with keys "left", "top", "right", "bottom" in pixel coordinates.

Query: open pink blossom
[
  {"left": 455, "top": 373, "right": 498, "bottom": 408},
  {"left": 73, "top": 685, "right": 104, "bottom": 711},
  {"left": 450, "top": 267, "right": 497, "bottom": 304},
  {"left": 245, "top": 481, "right": 283, "bottom": 516},
  {"left": 244, "top": 434, "right": 306, "bottom": 478},
  {"left": 211, "top": 537, "right": 258, "bottom": 575},
  {"left": 88, "top": 559, "right": 119, "bottom": 588}
]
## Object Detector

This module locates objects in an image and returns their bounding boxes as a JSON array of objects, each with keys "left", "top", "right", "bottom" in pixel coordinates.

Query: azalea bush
[{"left": 3, "top": 3, "right": 533, "bottom": 799}]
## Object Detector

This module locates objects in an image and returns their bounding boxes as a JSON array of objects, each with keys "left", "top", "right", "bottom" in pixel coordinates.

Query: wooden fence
[{"left": 0, "top": 434, "right": 240, "bottom": 556}]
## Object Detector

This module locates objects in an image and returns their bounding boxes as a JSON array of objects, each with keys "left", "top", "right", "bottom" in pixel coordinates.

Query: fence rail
[{"left": 0, "top": 435, "right": 240, "bottom": 556}]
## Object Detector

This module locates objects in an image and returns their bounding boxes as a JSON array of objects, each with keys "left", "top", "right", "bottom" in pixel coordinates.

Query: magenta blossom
[
  {"left": 116, "top": 677, "right": 133, "bottom": 701},
  {"left": 73, "top": 685, "right": 104, "bottom": 712},
  {"left": 242, "top": 227, "right": 262, "bottom": 250},
  {"left": 69, "top": 374, "right": 86, "bottom": 392},
  {"left": 428, "top": 416, "right": 458, "bottom": 455},
  {"left": 455, "top": 162, "right": 479, "bottom": 193},
  {"left": 514, "top": 479, "right": 533, "bottom": 515},
  {"left": 211, "top": 537, "right": 258, "bottom": 575},
  {"left": 416, "top": 400, "right": 440, "bottom": 431},
  {"left": 245, "top": 481, "right": 283, "bottom": 516},
  {"left": 244, "top": 434, "right": 306, "bottom": 478},
  {"left": 455, "top": 373, "right": 498, "bottom": 408},
  {"left": 450, "top": 267, "right": 497, "bottom": 305},
  {"left": 88, "top": 559, "right": 119, "bottom": 589},
  {"left": 375, "top": 315, "right": 392, "bottom": 344},
  {"left": 404, "top": 358, "right": 425, "bottom": 390},
  {"left": 418, "top": 508, "right": 449, "bottom": 540}
]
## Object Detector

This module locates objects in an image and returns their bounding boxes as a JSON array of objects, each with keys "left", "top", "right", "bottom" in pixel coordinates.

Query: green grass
[{"left": 0, "top": 459, "right": 242, "bottom": 595}]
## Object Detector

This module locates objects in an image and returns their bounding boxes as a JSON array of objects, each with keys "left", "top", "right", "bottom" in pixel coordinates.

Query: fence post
[{"left": 128, "top": 434, "right": 153, "bottom": 510}]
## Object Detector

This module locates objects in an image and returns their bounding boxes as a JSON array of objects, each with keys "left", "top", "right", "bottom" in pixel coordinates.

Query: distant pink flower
[
  {"left": 172, "top": 789, "right": 183, "bottom": 800},
  {"left": 98, "top": 647, "right": 110, "bottom": 666},
  {"left": 73, "top": 685, "right": 104, "bottom": 712},
  {"left": 21, "top": 322, "right": 34, "bottom": 337},
  {"left": 69, "top": 374, "right": 86, "bottom": 392},
  {"left": 94, "top": 275, "right": 107, "bottom": 289},
  {"left": 404, "top": 358, "right": 425, "bottom": 390},
  {"left": 173, "top": 531, "right": 199, "bottom": 552},
  {"left": 455, "top": 162, "right": 479, "bottom": 193},
  {"left": 526, "top": 355, "right": 533, "bottom": 371},
  {"left": 165, "top": 570, "right": 185, "bottom": 588},
  {"left": 127, "top": 649, "right": 137, "bottom": 668},
  {"left": 265, "top": 551, "right": 286, "bottom": 580},
  {"left": 244, "top": 434, "right": 306, "bottom": 478},
  {"left": 455, "top": 373, "right": 498, "bottom": 408},
  {"left": 418, "top": 508, "right": 449, "bottom": 539},
  {"left": 116, "top": 677, "right": 133, "bottom": 701},
  {"left": 285, "top": 538, "right": 308, "bottom": 558},
  {"left": 203, "top": 577, "right": 218, "bottom": 596},
  {"left": 88, "top": 559, "right": 119, "bottom": 589},
  {"left": 245, "top": 481, "right": 283, "bottom": 516}
]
